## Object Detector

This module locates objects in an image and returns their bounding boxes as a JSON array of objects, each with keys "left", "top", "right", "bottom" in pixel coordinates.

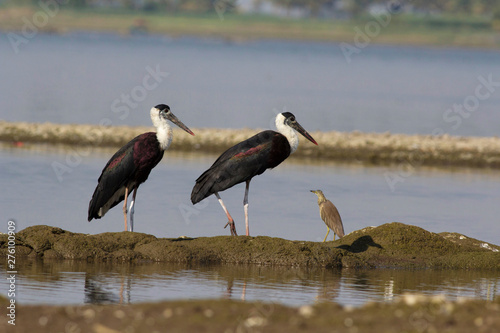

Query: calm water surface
[
  {"left": 0, "top": 260, "right": 498, "bottom": 307},
  {"left": 1, "top": 32, "right": 500, "bottom": 136}
]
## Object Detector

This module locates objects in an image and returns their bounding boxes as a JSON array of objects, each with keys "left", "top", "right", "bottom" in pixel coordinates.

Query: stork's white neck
[
  {"left": 151, "top": 108, "right": 173, "bottom": 151},
  {"left": 275, "top": 113, "right": 299, "bottom": 154}
]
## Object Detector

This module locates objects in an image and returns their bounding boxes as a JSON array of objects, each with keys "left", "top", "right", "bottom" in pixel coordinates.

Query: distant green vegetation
[
  {"left": 0, "top": 2, "right": 499, "bottom": 48},
  {"left": 4, "top": 0, "right": 500, "bottom": 17}
]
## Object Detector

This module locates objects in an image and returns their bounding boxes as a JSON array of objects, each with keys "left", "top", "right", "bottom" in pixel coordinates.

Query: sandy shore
[
  {"left": 1, "top": 120, "right": 500, "bottom": 169},
  {"left": 1, "top": 296, "right": 499, "bottom": 332}
]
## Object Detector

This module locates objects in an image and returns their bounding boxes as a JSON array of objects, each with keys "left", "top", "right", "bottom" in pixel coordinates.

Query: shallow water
[
  {"left": 2, "top": 146, "right": 500, "bottom": 244},
  {"left": 0, "top": 260, "right": 498, "bottom": 307},
  {"left": 1, "top": 32, "right": 500, "bottom": 137}
]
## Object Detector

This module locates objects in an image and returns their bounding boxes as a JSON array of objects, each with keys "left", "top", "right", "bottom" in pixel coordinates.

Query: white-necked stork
[
  {"left": 191, "top": 112, "right": 318, "bottom": 236},
  {"left": 88, "top": 104, "right": 194, "bottom": 232}
]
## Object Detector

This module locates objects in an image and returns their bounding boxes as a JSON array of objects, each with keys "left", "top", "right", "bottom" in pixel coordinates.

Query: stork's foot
[{"left": 224, "top": 220, "right": 238, "bottom": 236}]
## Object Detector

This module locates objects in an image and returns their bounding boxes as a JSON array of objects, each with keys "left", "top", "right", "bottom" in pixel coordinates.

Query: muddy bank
[
  {"left": 2, "top": 121, "right": 500, "bottom": 168},
  {"left": 2, "top": 223, "right": 499, "bottom": 269},
  {"left": 1, "top": 295, "right": 498, "bottom": 333}
]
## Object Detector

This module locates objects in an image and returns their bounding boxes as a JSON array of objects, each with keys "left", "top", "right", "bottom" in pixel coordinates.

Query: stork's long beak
[
  {"left": 291, "top": 121, "right": 318, "bottom": 145},
  {"left": 166, "top": 112, "right": 195, "bottom": 136}
]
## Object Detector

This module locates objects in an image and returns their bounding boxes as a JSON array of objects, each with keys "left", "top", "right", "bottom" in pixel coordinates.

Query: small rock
[
  {"left": 38, "top": 316, "right": 49, "bottom": 326},
  {"left": 344, "top": 317, "right": 354, "bottom": 327},
  {"left": 93, "top": 323, "right": 121, "bottom": 333},
  {"left": 298, "top": 305, "right": 314, "bottom": 318},
  {"left": 163, "top": 308, "right": 173, "bottom": 318},
  {"left": 204, "top": 309, "right": 214, "bottom": 318},
  {"left": 82, "top": 308, "right": 96, "bottom": 320},
  {"left": 114, "top": 310, "right": 126, "bottom": 319},
  {"left": 480, "top": 243, "right": 499, "bottom": 252},
  {"left": 244, "top": 316, "right": 267, "bottom": 328}
]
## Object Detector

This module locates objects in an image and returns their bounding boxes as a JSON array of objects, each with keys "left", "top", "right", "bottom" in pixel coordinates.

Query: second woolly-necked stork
[
  {"left": 191, "top": 112, "right": 318, "bottom": 236},
  {"left": 88, "top": 104, "right": 194, "bottom": 232}
]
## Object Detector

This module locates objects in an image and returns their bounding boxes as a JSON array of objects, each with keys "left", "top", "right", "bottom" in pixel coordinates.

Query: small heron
[
  {"left": 191, "top": 112, "right": 318, "bottom": 236},
  {"left": 88, "top": 104, "right": 194, "bottom": 232},
  {"left": 310, "top": 190, "right": 344, "bottom": 242}
]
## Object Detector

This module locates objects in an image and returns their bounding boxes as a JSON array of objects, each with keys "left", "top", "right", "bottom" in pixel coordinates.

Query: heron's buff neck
[
  {"left": 151, "top": 109, "right": 173, "bottom": 151},
  {"left": 315, "top": 192, "right": 327, "bottom": 205},
  {"left": 275, "top": 113, "right": 299, "bottom": 154}
]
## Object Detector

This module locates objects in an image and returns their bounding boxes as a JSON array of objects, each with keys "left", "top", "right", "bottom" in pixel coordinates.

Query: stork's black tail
[{"left": 191, "top": 170, "right": 214, "bottom": 204}]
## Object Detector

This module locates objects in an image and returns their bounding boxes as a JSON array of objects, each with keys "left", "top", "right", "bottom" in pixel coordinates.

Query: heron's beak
[
  {"left": 291, "top": 121, "right": 318, "bottom": 145},
  {"left": 166, "top": 112, "right": 195, "bottom": 136}
]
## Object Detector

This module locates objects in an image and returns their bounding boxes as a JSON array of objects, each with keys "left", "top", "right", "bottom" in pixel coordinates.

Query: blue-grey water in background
[{"left": 1, "top": 32, "right": 499, "bottom": 136}]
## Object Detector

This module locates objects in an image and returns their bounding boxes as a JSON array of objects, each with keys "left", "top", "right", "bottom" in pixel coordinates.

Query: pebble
[{"left": 298, "top": 305, "right": 314, "bottom": 318}]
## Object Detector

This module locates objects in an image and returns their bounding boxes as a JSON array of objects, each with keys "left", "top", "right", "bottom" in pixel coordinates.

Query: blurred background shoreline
[{"left": 1, "top": 0, "right": 500, "bottom": 48}]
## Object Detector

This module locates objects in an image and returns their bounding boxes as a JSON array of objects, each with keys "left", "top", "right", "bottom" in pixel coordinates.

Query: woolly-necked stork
[
  {"left": 191, "top": 112, "right": 317, "bottom": 236},
  {"left": 88, "top": 104, "right": 194, "bottom": 232}
]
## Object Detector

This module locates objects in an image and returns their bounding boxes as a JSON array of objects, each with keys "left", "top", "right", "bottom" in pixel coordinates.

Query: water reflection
[{"left": 2, "top": 259, "right": 498, "bottom": 307}]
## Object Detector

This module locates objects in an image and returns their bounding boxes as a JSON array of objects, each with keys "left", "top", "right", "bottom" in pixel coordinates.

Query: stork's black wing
[
  {"left": 191, "top": 130, "right": 290, "bottom": 204},
  {"left": 88, "top": 132, "right": 163, "bottom": 221}
]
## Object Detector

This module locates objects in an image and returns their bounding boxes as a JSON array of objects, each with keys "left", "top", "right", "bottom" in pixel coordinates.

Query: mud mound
[{"left": 2, "top": 223, "right": 498, "bottom": 269}]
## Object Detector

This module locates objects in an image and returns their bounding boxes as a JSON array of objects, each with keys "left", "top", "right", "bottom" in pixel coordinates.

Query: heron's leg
[
  {"left": 123, "top": 187, "right": 129, "bottom": 231},
  {"left": 333, "top": 233, "right": 336, "bottom": 241},
  {"left": 323, "top": 227, "right": 330, "bottom": 242},
  {"left": 129, "top": 188, "right": 138, "bottom": 232},
  {"left": 215, "top": 192, "right": 238, "bottom": 236},
  {"left": 243, "top": 179, "right": 251, "bottom": 236}
]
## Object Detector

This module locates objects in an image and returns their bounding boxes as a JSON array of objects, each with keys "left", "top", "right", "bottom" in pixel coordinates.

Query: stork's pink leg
[
  {"left": 243, "top": 180, "right": 251, "bottom": 236},
  {"left": 215, "top": 192, "right": 238, "bottom": 236},
  {"left": 123, "top": 187, "right": 129, "bottom": 231},
  {"left": 129, "top": 188, "right": 138, "bottom": 232}
]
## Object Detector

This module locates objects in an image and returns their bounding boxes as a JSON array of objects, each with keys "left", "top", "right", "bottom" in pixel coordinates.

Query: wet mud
[
  {"left": 1, "top": 223, "right": 499, "bottom": 269},
  {"left": 0, "top": 294, "right": 498, "bottom": 332}
]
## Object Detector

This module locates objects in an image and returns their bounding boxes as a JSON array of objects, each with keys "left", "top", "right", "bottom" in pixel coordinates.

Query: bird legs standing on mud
[
  {"left": 128, "top": 188, "right": 138, "bottom": 232},
  {"left": 122, "top": 187, "right": 137, "bottom": 232},
  {"left": 215, "top": 192, "right": 238, "bottom": 236},
  {"left": 323, "top": 227, "right": 330, "bottom": 243},
  {"left": 323, "top": 227, "right": 337, "bottom": 242},
  {"left": 123, "top": 187, "right": 129, "bottom": 232},
  {"left": 243, "top": 180, "right": 251, "bottom": 237}
]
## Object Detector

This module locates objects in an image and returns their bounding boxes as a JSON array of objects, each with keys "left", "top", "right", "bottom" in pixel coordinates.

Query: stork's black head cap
[
  {"left": 155, "top": 104, "right": 170, "bottom": 111},
  {"left": 282, "top": 112, "right": 295, "bottom": 121}
]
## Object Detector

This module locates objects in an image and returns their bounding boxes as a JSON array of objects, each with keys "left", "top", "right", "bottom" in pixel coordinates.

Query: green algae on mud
[
  {"left": 2, "top": 120, "right": 500, "bottom": 169},
  {"left": 1, "top": 296, "right": 499, "bottom": 333},
  {"left": 1, "top": 223, "right": 499, "bottom": 269}
]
